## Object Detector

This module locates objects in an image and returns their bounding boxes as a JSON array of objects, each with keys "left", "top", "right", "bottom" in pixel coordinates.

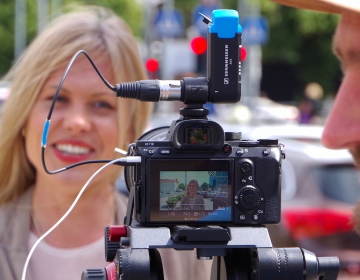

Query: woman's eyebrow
[
  {"left": 43, "top": 84, "right": 70, "bottom": 94},
  {"left": 43, "top": 85, "right": 114, "bottom": 96}
]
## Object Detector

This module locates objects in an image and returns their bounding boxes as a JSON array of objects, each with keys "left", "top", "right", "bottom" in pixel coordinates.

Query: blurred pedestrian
[{"left": 298, "top": 82, "right": 324, "bottom": 124}]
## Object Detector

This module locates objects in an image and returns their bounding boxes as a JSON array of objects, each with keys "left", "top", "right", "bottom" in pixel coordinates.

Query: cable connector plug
[{"left": 113, "top": 156, "right": 141, "bottom": 166}]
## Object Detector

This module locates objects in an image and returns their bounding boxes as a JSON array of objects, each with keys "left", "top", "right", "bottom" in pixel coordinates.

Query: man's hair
[{"left": 0, "top": 6, "right": 152, "bottom": 205}]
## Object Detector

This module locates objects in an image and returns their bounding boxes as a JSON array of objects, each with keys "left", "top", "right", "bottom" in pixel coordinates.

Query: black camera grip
[{"left": 255, "top": 158, "right": 281, "bottom": 222}]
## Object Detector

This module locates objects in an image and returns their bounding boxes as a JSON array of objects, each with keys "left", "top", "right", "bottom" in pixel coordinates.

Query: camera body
[
  {"left": 118, "top": 9, "right": 283, "bottom": 227},
  {"left": 130, "top": 118, "right": 284, "bottom": 226}
]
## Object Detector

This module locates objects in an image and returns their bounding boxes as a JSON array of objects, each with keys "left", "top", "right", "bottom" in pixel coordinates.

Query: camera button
[
  {"left": 236, "top": 149, "right": 244, "bottom": 156},
  {"left": 159, "top": 149, "right": 171, "bottom": 155},
  {"left": 240, "top": 162, "right": 251, "bottom": 173},
  {"left": 147, "top": 149, "right": 155, "bottom": 155},
  {"left": 222, "top": 144, "right": 232, "bottom": 154},
  {"left": 262, "top": 149, "right": 271, "bottom": 156}
]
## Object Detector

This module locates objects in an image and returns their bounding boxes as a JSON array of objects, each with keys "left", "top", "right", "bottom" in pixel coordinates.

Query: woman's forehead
[{"left": 45, "top": 54, "right": 115, "bottom": 86}]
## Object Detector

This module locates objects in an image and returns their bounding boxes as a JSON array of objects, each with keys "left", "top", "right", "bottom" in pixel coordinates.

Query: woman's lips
[{"left": 52, "top": 141, "right": 94, "bottom": 163}]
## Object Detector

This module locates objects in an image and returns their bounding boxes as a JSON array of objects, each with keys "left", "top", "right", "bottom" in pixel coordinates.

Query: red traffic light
[
  {"left": 145, "top": 58, "right": 159, "bottom": 73},
  {"left": 240, "top": 46, "right": 247, "bottom": 61},
  {"left": 190, "top": 36, "right": 207, "bottom": 55}
]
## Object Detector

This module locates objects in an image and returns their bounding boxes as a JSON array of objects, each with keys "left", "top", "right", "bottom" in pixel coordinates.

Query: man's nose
[
  {"left": 322, "top": 72, "right": 360, "bottom": 149},
  {"left": 63, "top": 105, "right": 91, "bottom": 135}
]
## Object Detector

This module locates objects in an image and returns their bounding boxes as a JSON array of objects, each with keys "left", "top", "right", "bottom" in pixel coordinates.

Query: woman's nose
[
  {"left": 62, "top": 105, "right": 91, "bottom": 135},
  {"left": 322, "top": 72, "right": 360, "bottom": 149}
]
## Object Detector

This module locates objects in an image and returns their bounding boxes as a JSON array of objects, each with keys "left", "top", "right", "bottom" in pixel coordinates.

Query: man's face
[
  {"left": 322, "top": 10, "right": 360, "bottom": 231},
  {"left": 322, "top": 11, "right": 360, "bottom": 166}
]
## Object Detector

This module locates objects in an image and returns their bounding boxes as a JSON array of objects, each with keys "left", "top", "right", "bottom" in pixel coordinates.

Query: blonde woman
[
  {"left": 0, "top": 6, "right": 211, "bottom": 280},
  {"left": 180, "top": 180, "right": 205, "bottom": 210}
]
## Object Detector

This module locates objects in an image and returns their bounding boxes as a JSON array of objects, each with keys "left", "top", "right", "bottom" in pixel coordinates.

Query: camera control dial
[
  {"left": 225, "top": 132, "right": 241, "bottom": 141},
  {"left": 235, "top": 186, "right": 261, "bottom": 210}
]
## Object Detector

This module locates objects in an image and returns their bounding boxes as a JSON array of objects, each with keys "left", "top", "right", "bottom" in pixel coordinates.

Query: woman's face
[
  {"left": 24, "top": 55, "right": 122, "bottom": 190},
  {"left": 187, "top": 181, "right": 198, "bottom": 198}
]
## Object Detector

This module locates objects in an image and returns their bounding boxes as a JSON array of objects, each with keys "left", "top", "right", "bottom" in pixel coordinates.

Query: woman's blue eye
[
  {"left": 94, "top": 101, "right": 113, "bottom": 109},
  {"left": 57, "top": 96, "right": 68, "bottom": 102},
  {"left": 47, "top": 95, "right": 67, "bottom": 103}
]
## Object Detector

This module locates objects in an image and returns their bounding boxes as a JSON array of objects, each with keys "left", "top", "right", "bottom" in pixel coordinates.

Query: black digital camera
[
  {"left": 115, "top": 9, "right": 284, "bottom": 227},
  {"left": 126, "top": 118, "right": 284, "bottom": 226}
]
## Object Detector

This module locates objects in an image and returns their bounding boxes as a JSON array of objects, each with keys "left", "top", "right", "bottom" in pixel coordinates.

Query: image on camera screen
[{"left": 157, "top": 171, "right": 231, "bottom": 222}]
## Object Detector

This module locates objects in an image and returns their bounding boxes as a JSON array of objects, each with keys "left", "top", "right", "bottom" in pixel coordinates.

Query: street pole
[
  {"left": 238, "top": 0, "right": 263, "bottom": 118},
  {"left": 15, "top": 0, "right": 27, "bottom": 59},
  {"left": 51, "top": 0, "right": 62, "bottom": 19},
  {"left": 37, "top": 0, "right": 48, "bottom": 33}
]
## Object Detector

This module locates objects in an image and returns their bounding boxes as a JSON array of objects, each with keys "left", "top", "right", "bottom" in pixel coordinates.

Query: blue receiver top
[{"left": 209, "top": 9, "right": 242, "bottom": 38}]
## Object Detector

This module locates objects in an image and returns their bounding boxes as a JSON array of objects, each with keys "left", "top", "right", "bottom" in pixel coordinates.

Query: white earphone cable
[{"left": 21, "top": 158, "right": 122, "bottom": 280}]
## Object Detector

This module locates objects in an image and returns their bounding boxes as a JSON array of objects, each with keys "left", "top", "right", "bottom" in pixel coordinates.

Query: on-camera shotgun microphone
[{"left": 116, "top": 9, "right": 242, "bottom": 105}]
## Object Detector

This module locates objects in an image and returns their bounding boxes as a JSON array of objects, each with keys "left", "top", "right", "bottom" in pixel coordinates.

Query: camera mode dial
[
  {"left": 236, "top": 186, "right": 261, "bottom": 210},
  {"left": 225, "top": 132, "right": 241, "bottom": 141}
]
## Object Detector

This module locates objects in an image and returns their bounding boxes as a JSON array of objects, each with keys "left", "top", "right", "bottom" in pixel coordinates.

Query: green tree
[
  {"left": 259, "top": 2, "right": 340, "bottom": 98},
  {"left": 0, "top": 0, "right": 15, "bottom": 75},
  {"left": 0, "top": 0, "right": 142, "bottom": 77},
  {"left": 75, "top": 0, "right": 143, "bottom": 36},
  {"left": 201, "top": 182, "right": 209, "bottom": 191}
]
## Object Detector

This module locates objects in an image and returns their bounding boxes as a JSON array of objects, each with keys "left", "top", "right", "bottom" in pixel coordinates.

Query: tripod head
[{"left": 82, "top": 224, "right": 339, "bottom": 280}]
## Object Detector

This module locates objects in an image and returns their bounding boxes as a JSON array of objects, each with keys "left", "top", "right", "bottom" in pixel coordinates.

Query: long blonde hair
[{"left": 0, "top": 6, "right": 152, "bottom": 205}]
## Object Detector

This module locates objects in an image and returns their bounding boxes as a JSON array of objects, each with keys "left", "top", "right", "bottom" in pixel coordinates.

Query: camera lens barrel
[{"left": 254, "top": 248, "right": 339, "bottom": 280}]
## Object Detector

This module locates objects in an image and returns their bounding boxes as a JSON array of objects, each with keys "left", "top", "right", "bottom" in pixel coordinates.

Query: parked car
[
  {"left": 249, "top": 125, "right": 360, "bottom": 279},
  {"left": 210, "top": 192, "right": 229, "bottom": 208},
  {"left": 214, "top": 97, "right": 299, "bottom": 125},
  {"left": 198, "top": 191, "right": 211, "bottom": 198}
]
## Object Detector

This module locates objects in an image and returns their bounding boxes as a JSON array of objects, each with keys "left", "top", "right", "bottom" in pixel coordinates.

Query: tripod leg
[
  {"left": 224, "top": 249, "right": 252, "bottom": 280},
  {"left": 149, "top": 249, "right": 164, "bottom": 280},
  {"left": 210, "top": 249, "right": 251, "bottom": 280},
  {"left": 210, "top": 256, "right": 227, "bottom": 280}
]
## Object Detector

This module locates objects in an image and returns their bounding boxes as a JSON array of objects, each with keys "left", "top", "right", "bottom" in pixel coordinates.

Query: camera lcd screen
[
  {"left": 147, "top": 159, "right": 233, "bottom": 223},
  {"left": 187, "top": 128, "right": 207, "bottom": 144}
]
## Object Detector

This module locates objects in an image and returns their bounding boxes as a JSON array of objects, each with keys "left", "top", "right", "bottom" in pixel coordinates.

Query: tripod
[{"left": 82, "top": 187, "right": 339, "bottom": 280}]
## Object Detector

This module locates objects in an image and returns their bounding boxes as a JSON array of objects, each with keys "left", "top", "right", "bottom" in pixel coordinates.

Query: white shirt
[{"left": 28, "top": 232, "right": 107, "bottom": 280}]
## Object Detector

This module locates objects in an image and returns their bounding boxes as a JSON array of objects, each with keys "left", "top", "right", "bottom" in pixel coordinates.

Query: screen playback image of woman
[{"left": 159, "top": 171, "right": 232, "bottom": 222}]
